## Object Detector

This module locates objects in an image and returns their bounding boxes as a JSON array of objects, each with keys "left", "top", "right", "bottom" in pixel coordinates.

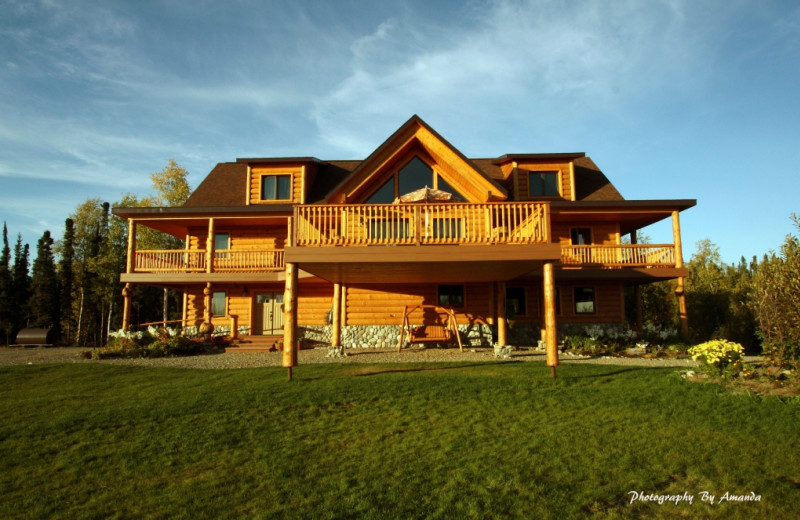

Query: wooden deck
[{"left": 292, "top": 202, "right": 550, "bottom": 247}]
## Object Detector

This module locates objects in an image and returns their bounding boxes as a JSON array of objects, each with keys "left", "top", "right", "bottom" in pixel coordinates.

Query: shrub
[{"left": 689, "top": 339, "right": 744, "bottom": 376}]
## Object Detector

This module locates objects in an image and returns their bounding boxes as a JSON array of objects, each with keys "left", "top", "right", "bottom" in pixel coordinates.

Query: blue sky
[{"left": 1, "top": 0, "right": 798, "bottom": 264}]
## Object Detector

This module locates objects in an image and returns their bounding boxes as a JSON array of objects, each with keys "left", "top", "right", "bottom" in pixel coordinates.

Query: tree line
[{"left": 0, "top": 160, "right": 190, "bottom": 347}]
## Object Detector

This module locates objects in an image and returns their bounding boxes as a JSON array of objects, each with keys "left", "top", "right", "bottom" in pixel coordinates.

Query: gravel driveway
[{"left": 0, "top": 346, "right": 705, "bottom": 369}]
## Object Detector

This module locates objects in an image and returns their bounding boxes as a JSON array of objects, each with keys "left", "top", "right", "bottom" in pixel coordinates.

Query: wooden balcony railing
[
  {"left": 560, "top": 245, "right": 676, "bottom": 267},
  {"left": 293, "top": 202, "right": 550, "bottom": 246},
  {"left": 213, "top": 250, "right": 285, "bottom": 272},
  {"left": 133, "top": 250, "right": 284, "bottom": 273}
]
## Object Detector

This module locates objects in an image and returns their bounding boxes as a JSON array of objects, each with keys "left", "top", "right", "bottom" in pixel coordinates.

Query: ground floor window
[
  {"left": 438, "top": 285, "right": 464, "bottom": 308},
  {"left": 506, "top": 287, "right": 526, "bottom": 317},
  {"left": 574, "top": 287, "right": 595, "bottom": 314},
  {"left": 211, "top": 291, "right": 227, "bottom": 317}
]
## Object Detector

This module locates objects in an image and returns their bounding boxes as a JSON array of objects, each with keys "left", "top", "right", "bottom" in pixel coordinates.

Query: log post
[
  {"left": 121, "top": 283, "right": 133, "bottom": 330},
  {"left": 206, "top": 218, "right": 215, "bottom": 274},
  {"left": 126, "top": 220, "right": 137, "bottom": 274},
  {"left": 672, "top": 211, "right": 689, "bottom": 337},
  {"left": 200, "top": 282, "right": 213, "bottom": 340},
  {"left": 544, "top": 261, "right": 558, "bottom": 377},
  {"left": 497, "top": 281, "right": 507, "bottom": 346},
  {"left": 332, "top": 282, "right": 342, "bottom": 347},
  {"left": 283, "top": 262, "right": 298, "bottom": 379}
]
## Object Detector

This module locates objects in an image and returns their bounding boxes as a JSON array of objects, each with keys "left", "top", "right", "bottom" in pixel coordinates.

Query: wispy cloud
[{"left": 310, "top": 0, "right": 716, "bottom": 155}]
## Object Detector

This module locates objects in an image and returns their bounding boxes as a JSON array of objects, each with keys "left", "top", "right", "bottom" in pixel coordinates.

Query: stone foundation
[{"left": 299, "top": 324, "right": 496, "bottom": 348}]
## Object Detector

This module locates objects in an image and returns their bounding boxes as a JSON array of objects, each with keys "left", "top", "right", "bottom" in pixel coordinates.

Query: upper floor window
[
  {"left": 528, "top": 171, "right": 560, "bottom": 197},
  {"left": 571, "top": 228, "right": 592, "bottom": 245},
  {"left": 363, "top": 156, "right": 466, "bottom": 203},
  {"left": 261, "top": 175, "right": 292, "bottom": 201},
  {"left": 214, "top": 232, "right": 230, "bottom": 258}
]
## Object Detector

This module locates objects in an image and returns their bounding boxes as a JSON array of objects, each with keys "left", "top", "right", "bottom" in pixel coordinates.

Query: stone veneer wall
[{"left": 301, "top": 324, "right": 496, "bottom": 348}]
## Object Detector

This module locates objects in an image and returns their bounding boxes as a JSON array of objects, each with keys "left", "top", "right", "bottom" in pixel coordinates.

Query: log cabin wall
[
  {"left": 185, "top": 285, "right": 257, "bottom": 327},
  {"left": 344, "top": 283, "right": 493, "bottom": 326},
  {"left": 188, "top": 225, "right": 287, "bottom": 251},
  {"left": 297, "top": 283, "right": 335, "bottom": 326},
  {"left": 552, "top": 222, "right": 620, "bottom": 246},
  {"left": 556, "top": 282, "right": 625, "bottom": 324}
]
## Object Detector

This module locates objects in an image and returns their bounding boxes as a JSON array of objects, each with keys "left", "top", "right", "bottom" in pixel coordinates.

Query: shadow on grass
[{"left": 349, "top": 361, "right": 517, "bottom": 377}]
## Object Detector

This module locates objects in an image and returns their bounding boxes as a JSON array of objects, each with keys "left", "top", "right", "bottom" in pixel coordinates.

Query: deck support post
[
  {"left": 332, "top": 282, "right": 342, "bottom": 347},
  {"left": 544, "top": 261, "right": 558, "bottom": 377},
  {"left": 672, "top": 211, "right": 689, "bottom": 337},
  {"left": 121, "top": 283, "right": 133, "bottom": 331},
  {"left": 201, "top": 282, "right": 213, "bottom": 340},
  {"left": 206, "top": 218, "right": 215, "bottom": 274},
  {"left": 497, "top": 281, "right": 507, "bottom": 347},
  {"left": 283, "top": 262, "right": 298, "bottom": 378},
  {"left": 126, "top": 220, "right": 137, "bottom": 274}
]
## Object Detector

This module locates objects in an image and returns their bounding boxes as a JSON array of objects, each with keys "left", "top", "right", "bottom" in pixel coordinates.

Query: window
[
  {"left": 528, "top": 171, "right": 560, "bottom": 197},
  {"left": 436, "top": 175, "right": 465, "bottom": 199},
  {"left": 214, "top": 232, "right": 230, "bottom": 259},
  {"left": 261, "top": 175, "right": 292, "bottom": 200},
  {"left": 398, "top": 156, "right": 433, "bottom": 196},
  {"left": 506, "top": 287, "right": 526, "bottom": 317},
  {"left": 438, "top": 285, "right": 464, "bottom": 308},
  {"left": 574, "top": 287, "right": 595, "bottom": 314},
  {"left": 570, "top": 228, "right": 592, "bottom": 245},
  {"left": 211, "top": 291, "right": 227, "bottom": 317},
  {"left": 433, "top": 218, "right": 462, "bottom": 239},
  {"left": 365, "top": 177, "right": 395, "bottom": 204}
]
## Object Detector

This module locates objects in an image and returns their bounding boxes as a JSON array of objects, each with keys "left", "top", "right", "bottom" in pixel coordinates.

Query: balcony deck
[
  {"left": 292, "top": 202, "right": 550, "bottom": 247},
  {"left": 133, "top": 249, "right": 285, "bottom": 274}
]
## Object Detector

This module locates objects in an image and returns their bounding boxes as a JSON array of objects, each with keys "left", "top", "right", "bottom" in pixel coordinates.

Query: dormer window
[
  {"left": 261, "top": 174, "right": 292, "bottom": 201},
  {"left": 528, "top": 171, "right": 560, "bottom": 197}
]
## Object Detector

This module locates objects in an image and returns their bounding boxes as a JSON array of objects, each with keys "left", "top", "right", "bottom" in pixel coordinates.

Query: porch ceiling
[{"left": 284, "top": 244, "right": 561, "bottom": 284}]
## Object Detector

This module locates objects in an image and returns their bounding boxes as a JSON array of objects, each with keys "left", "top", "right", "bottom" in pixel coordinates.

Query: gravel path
[{"left": 0, "top": 346, "right": 708, "bottom": 369}]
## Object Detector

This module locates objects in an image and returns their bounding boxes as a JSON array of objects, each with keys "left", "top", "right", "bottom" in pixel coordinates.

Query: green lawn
[{"left": 1, "top": 361, "right": 798, "bottom": 519}]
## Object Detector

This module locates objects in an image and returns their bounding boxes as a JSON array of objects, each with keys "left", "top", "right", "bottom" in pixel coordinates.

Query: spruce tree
[
  {"left": 0, "top": 223, "right": 12, "bottom": 344},
  {"left": 29, "top": 230, "right": 60, "bottom": 332},
  {"left": 12, "top": 236, "right": 31, "bottom": 334},
  {"left": 59, "top": 218, "right": 75, "bottom": 344}
]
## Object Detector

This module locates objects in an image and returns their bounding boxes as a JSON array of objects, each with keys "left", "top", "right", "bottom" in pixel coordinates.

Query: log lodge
[{"left": 113, "top": 115, "right": 695, "bottom": 374}]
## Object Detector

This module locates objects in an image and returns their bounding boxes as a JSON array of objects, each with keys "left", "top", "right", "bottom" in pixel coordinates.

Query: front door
[{"left": 253, "top": 292, "right": 284, "bottom": 335}]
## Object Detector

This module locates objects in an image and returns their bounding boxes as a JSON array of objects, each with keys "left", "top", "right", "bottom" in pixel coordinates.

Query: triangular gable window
[
  {"left": 398, "top": 157, "right": 433, "bottom": 196},
  {"left": 365, "top": 177, "right": 395, "bottom": 204},
  {"left": 363, "top": 155, "right": 467, "bottom": 203}
]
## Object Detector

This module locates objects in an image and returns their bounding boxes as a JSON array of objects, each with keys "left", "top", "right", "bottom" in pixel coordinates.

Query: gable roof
[
  {"left": 322, "top": 115, "right": 509, "bottom": 203},
  {"left": 184, "top": 162, "right": 247, "bottom": 207}
]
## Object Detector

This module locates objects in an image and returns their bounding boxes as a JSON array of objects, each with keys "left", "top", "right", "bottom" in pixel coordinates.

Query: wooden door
[{"left": 253, "top": 292, "right": 284, "bottom": 335}]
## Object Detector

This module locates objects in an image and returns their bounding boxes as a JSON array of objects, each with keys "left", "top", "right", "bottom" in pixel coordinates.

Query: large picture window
[
  {"left": 574, "top": 287, "right": 596, "bottom": 314},
  {"left": 438, "top": 285, "right": 464, "bottom": 308},
  {"left": 261, "top": 175, "right": 292, "bottom": 201},
  {"left": 528, "top": 171, "right": 560, "bottom": 197}
]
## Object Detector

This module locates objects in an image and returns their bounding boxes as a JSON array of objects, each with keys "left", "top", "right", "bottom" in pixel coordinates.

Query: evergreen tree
[
  {"left": 11, "top": 235, "right": 31, "bottom": 335},
  {"left": 0, "top": 223, "right": 12, "bottom": 344},
  {"left": 29, "top": 230, "right": 60, "bottom": 331},
  {"left": 58, "top": 218, "right": 75, "bottom": 344}
]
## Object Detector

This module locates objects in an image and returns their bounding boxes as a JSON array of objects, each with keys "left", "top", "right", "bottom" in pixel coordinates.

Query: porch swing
[{"left": 396, "top": 305, "right": 464, "bottom": 352}]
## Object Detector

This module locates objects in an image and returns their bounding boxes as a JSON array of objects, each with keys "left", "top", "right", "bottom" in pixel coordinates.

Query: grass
[{"left": 1, "top": 361, "right": 799, "bottom": 519}]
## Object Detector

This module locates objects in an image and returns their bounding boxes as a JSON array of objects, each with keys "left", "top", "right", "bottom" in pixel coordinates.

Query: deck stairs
[{"left": 225, "top": 335, "right": 282, "bottom": 353}]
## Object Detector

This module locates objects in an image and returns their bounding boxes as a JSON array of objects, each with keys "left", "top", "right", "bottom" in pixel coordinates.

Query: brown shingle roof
[
  {"left": 183, "top": 162, "right": 247, "bottom": 207},
  {"left": 573, "top": 157, "right": 624, "bottom": 201}
]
